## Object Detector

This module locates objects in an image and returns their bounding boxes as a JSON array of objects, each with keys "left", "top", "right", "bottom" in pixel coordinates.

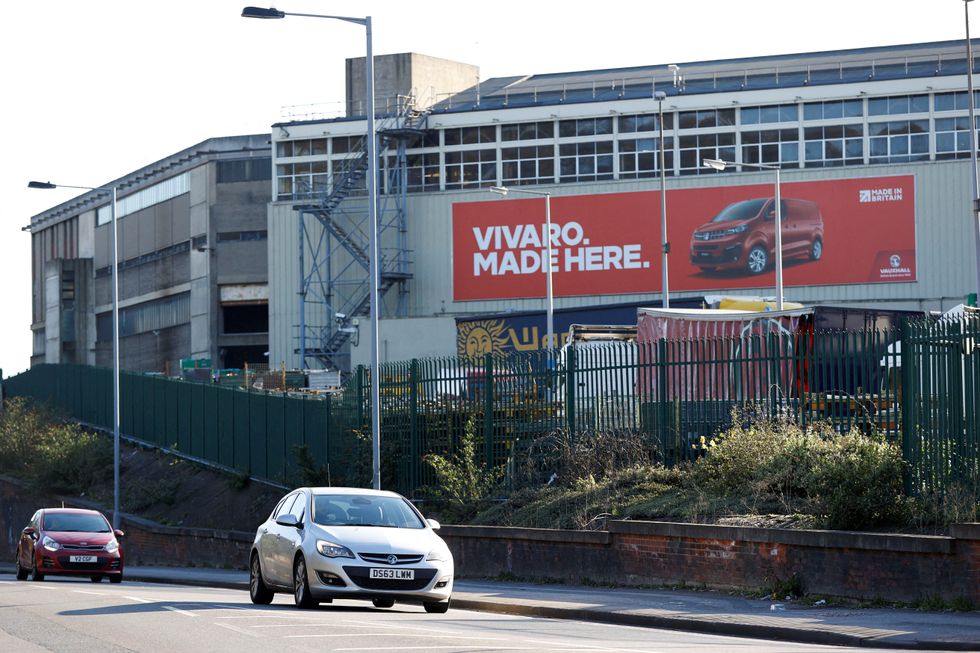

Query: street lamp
[
  {"left": 701, "top": 159, "right": 785, "bottom": 311},
  {"left": 489, "top": 186, "right": 555, "bottom": 351},
  {"left": 655, "top": 91, "right": 670, "bottom": 308},
  {"left": 243, "top": 6, "right": 382, "bottom": 490},
  {"left": 29, "top": 180, "right": 121, "bottom": 528},
  {"left": 965, "top": 0, "right": 980, "bottom": 303}
]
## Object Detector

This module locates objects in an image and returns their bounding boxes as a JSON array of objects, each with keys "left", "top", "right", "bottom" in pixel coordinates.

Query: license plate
[
  {"left": 69, "top": 555, "right": 97, "bottom": 563},
  {"left": 369, "top": 568, "right": 414, "bottom": 580}
]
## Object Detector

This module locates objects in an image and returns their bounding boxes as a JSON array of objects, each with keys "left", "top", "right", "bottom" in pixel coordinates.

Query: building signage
[{"left": 451, "top": 175, "right": 916, "bottom": 301}]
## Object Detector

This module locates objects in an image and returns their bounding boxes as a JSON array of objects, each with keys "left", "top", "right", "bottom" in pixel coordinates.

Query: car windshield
[
  {"left": 710, "top": 198, "right": 768, "bottom": 223},
  {"left": 312, "top": 494, "right": 425, "bottom": 529},
  {"left": 42, "top": 513, "right": 110, "bottom": 533}
]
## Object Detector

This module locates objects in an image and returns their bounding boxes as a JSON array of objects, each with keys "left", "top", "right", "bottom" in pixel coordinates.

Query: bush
[{"left": 423, "top": 416, "right": 504, "bottom": 520}]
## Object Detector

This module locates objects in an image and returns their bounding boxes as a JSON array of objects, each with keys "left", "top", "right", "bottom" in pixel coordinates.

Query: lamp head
[
  {"left": 28, "top": 181, "right": 57, "bottom": 189},
  {"left": 654, "top": 91, "right": 667, "bottom": 101},
  {"left": 489, "top": 186, "right": 509, "bottom": 196},
  {"left": 702, "top": 158, "right": 728, "bottom": 171},
  {"left": 241, "top": 6, "right": 286, "bottom": 18}
]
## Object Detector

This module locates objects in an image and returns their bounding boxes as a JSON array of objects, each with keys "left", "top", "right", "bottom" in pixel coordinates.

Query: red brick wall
[{"left": 441, "top": 521, "right": 980, "bottom": 603}]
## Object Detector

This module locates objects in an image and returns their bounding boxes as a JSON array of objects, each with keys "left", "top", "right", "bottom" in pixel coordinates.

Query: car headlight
[
  {"left": 426, "top": 548, "right": 451, "bottom": 562},
  {"left": 41, "top": 535, "right": 62, "bottom": 552},
  {"left": 722, "top": 224, "right": 748, "bottom": 235},
  {"left": 316, "top": 540, "right": 354, "bottom": 558},
  {"left": 105, "top": 539, "right": 119, "bottom": 553}
]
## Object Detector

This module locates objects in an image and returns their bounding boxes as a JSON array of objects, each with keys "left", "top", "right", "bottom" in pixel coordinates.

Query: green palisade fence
[{"left": 4, "top": 317, "right": 977, "bottom": 501}]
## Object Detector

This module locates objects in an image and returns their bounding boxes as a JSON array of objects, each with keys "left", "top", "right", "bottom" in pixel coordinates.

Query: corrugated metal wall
[{"left": 268, "top": 160, "right": 979, "bottom": 368}]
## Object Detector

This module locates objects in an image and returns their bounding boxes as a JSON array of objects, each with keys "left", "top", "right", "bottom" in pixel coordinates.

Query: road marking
[
  {"left": 163, "top": 605, "right": 199, "bottom": 617},
  {"left": 125, "top": 596, "right": 153, "bottom": 603},
  {"left": 72, "top": 590, "right": 110, "bottom": 596},
  {"left": 215, "top": 614, "right": 324, "bottom": 620},
  {"left": 332, "top": 648, "right": 534, "bottom": 651},
  {"left": 215, "top": 621, "right": 263, "bottom": 638},
  {"left": 286, "top": 633, "right": 505, "bottom": 640}
]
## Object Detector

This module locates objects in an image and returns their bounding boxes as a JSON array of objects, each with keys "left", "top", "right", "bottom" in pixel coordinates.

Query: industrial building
[
  {"left": 267, "top": 41, "right": 980, "bottom": 372},
  {"left": 28, "top": 41, "right": 980, "bottom": 375},
  {"left": 28, "top": 135, "right": 271, "bottom": 372}
]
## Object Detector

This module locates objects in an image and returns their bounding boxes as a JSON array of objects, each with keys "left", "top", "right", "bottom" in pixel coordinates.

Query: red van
[{"left": 689, "top": 197, "right": 824, "bottom": 275}]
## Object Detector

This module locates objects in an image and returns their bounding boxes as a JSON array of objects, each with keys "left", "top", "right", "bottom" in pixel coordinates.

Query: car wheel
[
  {"left": 249, "top": 555, "right": 274, "bottom": 605},
  {"left": 372, "top": 598, "right": 395, "bottom": 608},
  {"left": 293, "top": 557, "right": 317, "bottom": 609},
  {"left": 90, "top": 575, "right": 104, "bottom": 583},
  {"left": 746, "top": 245, "right": 768, "bottom": 274},
  {"left": 15, "top": 556, "right": 28, "bottom": 581},
  {"left": 31, "top": 558, "right": 44, "bottom": 582},
  {"left": 810, "top": 237, "right": 823, "bottom": 261},
  {"left": 109, "top": 573, "right": 122, "bottom": 584},
  {"left": 423, "top": 599, "right": 450, "bottom": 614}
]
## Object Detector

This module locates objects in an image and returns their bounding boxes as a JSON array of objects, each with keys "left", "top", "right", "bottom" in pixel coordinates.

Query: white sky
[{"left": 0, "top": 0, "right": 969, "bottom": 376}]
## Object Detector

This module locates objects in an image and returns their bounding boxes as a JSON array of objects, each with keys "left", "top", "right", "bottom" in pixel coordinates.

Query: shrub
[{"left": 423, "top": 416, "right": 504, "bottom": 518}]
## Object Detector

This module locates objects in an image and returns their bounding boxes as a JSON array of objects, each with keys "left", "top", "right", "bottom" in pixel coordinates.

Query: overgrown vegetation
[{"left": 422, "top": 416, "right": 505, "bottom": 522}]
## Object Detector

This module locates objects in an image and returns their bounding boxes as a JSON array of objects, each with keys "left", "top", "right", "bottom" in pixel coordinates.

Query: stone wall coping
[
  {"left": 607, "top": 520, "right": 953, "bottom": 554},
  {"left": 120, "top": 517, "right": 254, "bottom": 542},
  {"left": 440, "top": 524, "right": 611, "bottom": 545}
]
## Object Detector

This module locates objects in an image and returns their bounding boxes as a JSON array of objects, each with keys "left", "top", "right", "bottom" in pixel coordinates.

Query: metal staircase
[{"left": 293, "top": 97, "right": 426, "bottom": 371}]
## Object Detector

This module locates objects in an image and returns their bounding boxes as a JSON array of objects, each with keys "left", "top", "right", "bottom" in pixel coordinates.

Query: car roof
[
  {"left": 304, "top": 487, "right": 404, "bottom": 498},
  {"left": 41, "top": 508, "right": 105, "bottom": 515}
]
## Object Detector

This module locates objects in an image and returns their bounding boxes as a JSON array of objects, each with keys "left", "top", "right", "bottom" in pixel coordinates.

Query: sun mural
[{"left": 456, "top": 319, "right": 508, "bottom": 361}]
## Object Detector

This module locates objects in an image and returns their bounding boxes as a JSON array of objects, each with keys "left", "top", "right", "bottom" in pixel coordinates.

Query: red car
[{"left": 15, "top": 508, "right": 124, "bottom": 583}]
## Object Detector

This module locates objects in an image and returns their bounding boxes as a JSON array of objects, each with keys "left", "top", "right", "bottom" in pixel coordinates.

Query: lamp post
[
  {"left": 701, "top": 159, "right": 784, "bottom": 311},
  {"left": 489, "top": 186, "right": 555, "bottom": 351},
  {"left": 243, "top": 6, "right": 382, "bottom": 490},
  {"left": 655, "top": 91, "right": 670, "bottom": 308},
  {"left": 29, "top": 180, "right": 121, "bottom": 528},
  {"left": 965, "top": 0, "right": 980, "bottom": 303}
]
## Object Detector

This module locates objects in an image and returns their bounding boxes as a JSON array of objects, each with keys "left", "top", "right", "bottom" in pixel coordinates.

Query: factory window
[
  {"left": 277, "top": 138, "right": 327, "bottom": 157},
  {"left": 935, "top": 116, "right": 977, "bottom": 160},
  {"left": 677, "top": 109, "right": 735, "bottom": 129},
  {"left": 276, "top": 161, "right": 329, "bottom": 198},
  {"left": 803, "top": 125, "right": 863, "bottom": 167},
  {"left": 501, "top": 145, "right": 555, "bottom": 185},
  {"left": 741, "top": 104, "right": 798, "bottom": 125},
  {"left": 559, "top": 141, "right": 613, "bottom": 182},
  {"left": 558, "top": 117, "right": 613, "bottom": 137},
  {"left": 444, "top": 149, "right": 496, "bottom": 189},
  {"left": 97, "top": 292, "right": 190, "bottom": 341},
  {"left": 678, "top": 133, "right": 735, "bottom": 175},
  {"left": 742, "top": 129, "right": 799, "bottom": 167},
  {"left": 619, "top": 137, "right": 673, "bottom": 179},
  {"left": 331, "top": 136, "right": 362, "bottom": 154},
  {"left": 619, "top": 113, "right": 672, "bottom": 132},
  {"left": 444, "top": 126, "right": 495, "bottom": 146},
  {"left": 935, "top": 91, "right": 980, "bottom": 112},
  {"left": 216, "top": 230, "right": 268, "bottom": 242},
  {"left": 802, "top": 99, "right": 863, "bottom": 120},
  {"left": 501, "top": 121, "right": 554, "bottom": 141},
  {"left": 97, "top": 172, "right": 190, "bottom": 225},
  {"left": 217, "top": 158, "right": 271, "bottom": 183},
  {"left": 868, "top": 120, "right": 929, "bottom": 163},
  {"left": 394, "top": 152, "right": 441, "bottom": 192},
  {"left": 867, "top": 94, "right": 929, "bottom": 116}
]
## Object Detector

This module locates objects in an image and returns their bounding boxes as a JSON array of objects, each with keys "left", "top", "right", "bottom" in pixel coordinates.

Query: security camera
[{"left": 335, "top": 312, "right": 347, "bottom": 321}]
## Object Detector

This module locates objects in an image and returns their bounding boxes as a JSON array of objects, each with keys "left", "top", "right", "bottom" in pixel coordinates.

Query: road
[{"left": 0, "top": 577, "right": 908, "bottom": 652}]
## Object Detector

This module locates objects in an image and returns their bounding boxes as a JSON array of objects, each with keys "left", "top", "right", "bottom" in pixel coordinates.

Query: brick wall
[{"left": 440, "top": 521, "right": 980, "bottom": 603}]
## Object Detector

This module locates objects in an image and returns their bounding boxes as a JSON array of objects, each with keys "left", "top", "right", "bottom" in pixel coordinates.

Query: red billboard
[{"left": 452, "top": 175, "right": 915, "bottom": 301}]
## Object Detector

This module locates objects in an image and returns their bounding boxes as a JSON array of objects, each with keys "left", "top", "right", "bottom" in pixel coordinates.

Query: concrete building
[
  {"left": 266, "top": 41, "right": 980, "bottom": 371},
  {"left": 29, "top": 135, "right": 272, "bottom": 373}
]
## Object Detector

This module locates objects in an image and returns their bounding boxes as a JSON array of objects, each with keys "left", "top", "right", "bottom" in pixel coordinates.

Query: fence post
[
  {"left": 483, "top": 352, "right": 493, "bottom": 466},
  {"left": 565, "top": 346, "right": 576, "bottom": 435},
  {"left": 409, "top": 358, "right": 419, "bottom": 493},
  {"left": 356, "top": 365, "right": 366, "bottom": 430},
  {"left": 658, "top": 338, "right": 670, "bottom": 465},
  {"left": 900, "top": 321, "right": 914, "bottom": 496}
]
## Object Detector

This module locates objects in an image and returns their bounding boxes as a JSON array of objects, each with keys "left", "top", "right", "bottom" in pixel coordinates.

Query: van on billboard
[{"left": 451, "top": 175, "right": 915, "bottom": 301}]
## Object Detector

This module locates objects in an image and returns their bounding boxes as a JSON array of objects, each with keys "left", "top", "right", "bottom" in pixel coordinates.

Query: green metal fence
[{"left": 4, "top": 318, "right": 977, "bottom": 501}]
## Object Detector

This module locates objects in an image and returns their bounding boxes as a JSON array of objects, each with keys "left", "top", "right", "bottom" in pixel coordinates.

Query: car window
[
  {"left": 271, "top": 494, "right": 291, "bottom": 519},
  {"left": 42, "top": 513, "right": 111, "bottom": 533},
  {"left": 275, "top": 494, "right": 298, "bottom": 520},
  {"left": 288, "top": 493, "right": 306, "bottom": 522},
  {"left": 312, "top": 494, "right": 425, "bottom": 529},
  {"left": 710, "top": 198, "right": 767, "bottom": 223}
]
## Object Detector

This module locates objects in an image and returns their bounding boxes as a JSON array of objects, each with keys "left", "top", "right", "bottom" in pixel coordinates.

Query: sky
[{"left": 0, "top": 0, "right": 970, "bottom": 377}]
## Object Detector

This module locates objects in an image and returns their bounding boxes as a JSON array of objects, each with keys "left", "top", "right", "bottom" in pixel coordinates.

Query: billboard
[{"left": 452, "top": 175, "right": 915, "bottom": 301}]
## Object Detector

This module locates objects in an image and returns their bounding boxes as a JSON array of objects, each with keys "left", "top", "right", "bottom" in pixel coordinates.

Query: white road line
[
  {"left": 124, "top": 596, "right": 153, "bottom": 604},
  {"left": 162, "top": 605, "right": 199, "bottom": 617},
  {"left": 332, "top": 648, "right": 536, "bottom": 652},
  {"left": 72, "top": 590, "right": 109, "bottom": 596},
  {"left": 341, "top": 619, "right": 460, "bottom": 635},
  {"left": 214, "top": 604, "right": 250, "bottom": 610},
  {"left": 215, "top": 621, "right": 264, "bottom": 638},
  {"left": 286, "top": 633, "right": 505, "bottom": 641},
  {"left": 215, "top": 614, "right": 324, "bottom": 620}
]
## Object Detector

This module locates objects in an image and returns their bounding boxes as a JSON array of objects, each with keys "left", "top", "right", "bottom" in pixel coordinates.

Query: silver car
[{"left": 249, "top": 487, "right": 454, "bottom": 613}]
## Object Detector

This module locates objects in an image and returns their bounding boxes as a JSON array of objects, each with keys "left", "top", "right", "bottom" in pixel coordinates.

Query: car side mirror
[
  {"left": 426, "top": 518, "right": 441, "bottom": 531},
  {"left": 22, "top": 527, "right": 36, "bottom": 538},
  {"left": 114, "top": 529, "right": 125, "bottom": 538},
  {"left": 276, "top": 514, "right": 301, "bottom": 528}
]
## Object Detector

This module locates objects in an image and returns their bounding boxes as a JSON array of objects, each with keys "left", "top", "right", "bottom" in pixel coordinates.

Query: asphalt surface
[{"left": 3, "top": 564, "right": 974, "bottom": 650}]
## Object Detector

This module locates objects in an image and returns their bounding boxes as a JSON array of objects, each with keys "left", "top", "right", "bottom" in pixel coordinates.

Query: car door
[
  {"left": 263, "top": 493, "right": 297, "bottom": 587},
  {"left": 19, "top": 511, "right": 40, "bottom": 569},
  {"left": 278, "top": 491, "right": 308, "bottom": 583}
]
